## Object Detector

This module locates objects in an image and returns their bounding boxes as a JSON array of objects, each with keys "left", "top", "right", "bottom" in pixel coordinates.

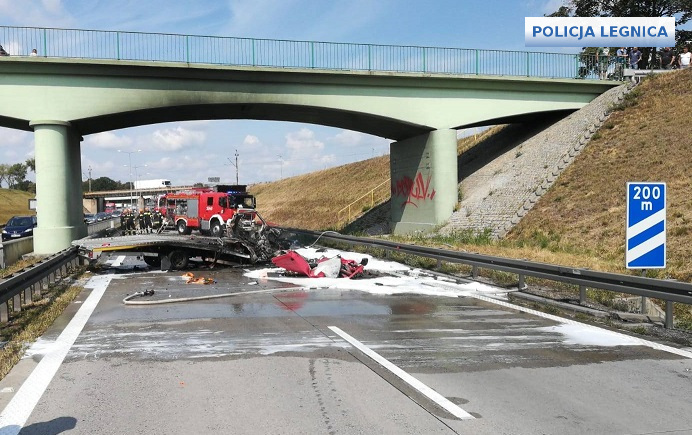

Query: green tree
[
  {"left": 7, "top": 163, "right": 27, "bottom": 189},
  {"left": 25, "top": 158, "right": 35, "bottom": 173},
  {"left": 87, "top": 176, "right": 128, "bottom": 191},
  {"left": 551, "top": 0, "right": 692, "bottom": 69}
]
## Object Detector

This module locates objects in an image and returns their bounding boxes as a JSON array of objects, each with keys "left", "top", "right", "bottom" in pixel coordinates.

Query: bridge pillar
[
  {"left": 390, "top": 129, "right": 457, "bottom": 234},
  {"left": 30, "top": 121, "right": 87, "bottom": 254}
]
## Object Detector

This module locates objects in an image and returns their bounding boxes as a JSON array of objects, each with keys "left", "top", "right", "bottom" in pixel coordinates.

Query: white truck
[{"left": 134, "top": 179, "right": 172, "bottom": 190}]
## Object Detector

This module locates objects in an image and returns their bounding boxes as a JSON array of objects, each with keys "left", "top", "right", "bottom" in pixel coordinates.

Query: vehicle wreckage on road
[{"left": 73, "top": 211, "right": 289, "bottom": 270}]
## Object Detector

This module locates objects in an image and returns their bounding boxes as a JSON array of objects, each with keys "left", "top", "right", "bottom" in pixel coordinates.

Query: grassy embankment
[{"left": 0, "top": 189, "right": 35, "bottom": 224}]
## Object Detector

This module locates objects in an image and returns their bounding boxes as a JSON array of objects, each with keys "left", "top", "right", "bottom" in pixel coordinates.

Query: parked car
[
  {"left": 2, "top": 215, "right": 37, "bottom": 242},
  {"left": 84, "top": 214, "right": 97, "bottom": 224},
  {"left": 111, "top": 210, "right": 122, "bottom": 218},
  {"left": 95, "top": 212, "right": 109, "bottom": 221}
]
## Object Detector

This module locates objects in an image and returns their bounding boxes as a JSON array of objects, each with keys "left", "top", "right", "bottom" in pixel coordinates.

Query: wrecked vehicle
[{"left": 73, "top": 211, "right": 290, "bottom": 270}]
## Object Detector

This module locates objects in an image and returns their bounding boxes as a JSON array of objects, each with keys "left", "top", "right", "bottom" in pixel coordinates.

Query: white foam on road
[
  {"left": 0, "top": 274, "right": 113, "bottom": 435},
  {"left": 245, "top": 247, "right": 508, "bottom": 299},
  {"left": 248, "top": 247, "right": 692, "bottom": 359}
]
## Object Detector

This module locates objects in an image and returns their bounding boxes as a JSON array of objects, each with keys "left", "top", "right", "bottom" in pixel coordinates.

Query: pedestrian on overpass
[{"left": 0, "top": 45, "right": 9, "bottom": 56}]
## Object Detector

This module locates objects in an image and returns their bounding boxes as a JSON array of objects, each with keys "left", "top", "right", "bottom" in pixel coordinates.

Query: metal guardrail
[
  {"left": 0, "top": 25, "right": 611, "bottom": 80},
  {"left": 0, "top": 247, "right": 79, "bottom": 323},
  {"left": 289, "top": 229, "right": 692, "bottom": 329}
]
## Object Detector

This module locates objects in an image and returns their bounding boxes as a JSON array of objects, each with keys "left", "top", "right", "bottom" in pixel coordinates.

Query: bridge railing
[{"left": 0, "top": 26, "right": 608, "bottom": 80}]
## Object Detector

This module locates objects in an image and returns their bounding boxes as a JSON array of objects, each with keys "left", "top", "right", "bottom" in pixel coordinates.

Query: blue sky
[{"left": 0, "top": 0, "right": 625, "bottom": 186}]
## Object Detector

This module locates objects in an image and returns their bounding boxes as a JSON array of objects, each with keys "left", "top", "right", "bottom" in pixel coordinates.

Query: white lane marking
[
  {"left": 471, "top": 295, "right": 692, "bottom": 359},
  {"left": 0, "top": 274, "right": 113, "bottom": 434},
  {"left": 328, "top": 326, "right": 474, "bottom": 420},
  {"left": 106, "top": 255, "right": 126, "bottom": 267}
]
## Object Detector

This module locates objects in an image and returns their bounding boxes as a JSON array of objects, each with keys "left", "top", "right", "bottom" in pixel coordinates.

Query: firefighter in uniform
[
  {"left": 152, "top": 209, "right": 163, "bottom": 232},
  {"left": 119, "top": 209, "right": 126, "bottom": 232},
  {"left": 126, "top": 209, "right": 136, "bottom": 235},
  {"left": 143, "top": 208, "right": 153, "bottom": 234},
  {"left": 137, "top": 210, "right": 146, "bottom": 234}
]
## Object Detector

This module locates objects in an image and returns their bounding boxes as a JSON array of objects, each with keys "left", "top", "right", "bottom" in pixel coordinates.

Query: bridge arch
[{"left": 0, "top": 57, "right": 618, "bottom": 253}]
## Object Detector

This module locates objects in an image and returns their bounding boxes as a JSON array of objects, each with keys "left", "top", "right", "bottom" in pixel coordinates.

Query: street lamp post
[{"left": 118, "top": 149, "right": 141, "bottom": 209}]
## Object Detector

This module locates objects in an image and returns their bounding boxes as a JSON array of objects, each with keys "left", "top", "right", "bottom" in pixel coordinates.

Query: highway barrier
[{"left": 288, "top": 229, "right": 692, "bottom": 329}]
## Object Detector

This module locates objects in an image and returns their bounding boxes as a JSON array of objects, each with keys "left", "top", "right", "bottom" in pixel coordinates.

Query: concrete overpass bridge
[{"left": 0, "top": 26, "right": 619, "bottom": 253}]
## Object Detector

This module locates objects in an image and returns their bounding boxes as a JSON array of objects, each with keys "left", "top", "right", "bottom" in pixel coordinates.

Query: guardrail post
[
  {"left": 436, "top": 259, "right": 441, "bottom": 270},
  {"left": 13, "top": 293, "right": 21, "bottom": 313},
  {"left": 472, "top": 265, "right": 478, "bottom": 279},
  {"left": 665, "top": 301, "right": 674, "bottom": 329},
  {"left": 579, "top": 285, "right": 586, "bottom": 304},
  {"left": 0, "top": 302, "right": 8, "bottom": 323},
  {"left": 24, "top": 286, "right": 32, "bottom": 304},
  {"left": 518, "top": 273, "right": 526, "bottom": 290}
]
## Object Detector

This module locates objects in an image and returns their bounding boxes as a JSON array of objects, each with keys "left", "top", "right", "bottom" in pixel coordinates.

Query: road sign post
[{"left": 626, "top": 182, "right": 666, "bottom": 269}]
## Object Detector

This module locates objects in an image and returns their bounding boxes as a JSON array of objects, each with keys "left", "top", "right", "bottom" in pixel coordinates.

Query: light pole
[
  {"left": 226, "top": 150, "right": 239, "bottom": 185},
  {"left": 278, "top": 154, "right": 283, "bottom": 180},
  {"left": 118, "top": 149, "right": 141, "bottom": 209}
]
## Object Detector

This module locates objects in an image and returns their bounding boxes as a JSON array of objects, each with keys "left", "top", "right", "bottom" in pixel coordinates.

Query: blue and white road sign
[{"left": 626, "top": 182, "right": 666, "bottom": 269}]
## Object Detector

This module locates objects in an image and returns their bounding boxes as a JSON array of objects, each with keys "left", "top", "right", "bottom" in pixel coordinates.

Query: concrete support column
[
  {"left": 390, "top": 129, "right": 457, "bottom": 234},
  {"left": 30, "top": 120, "right": 87, "bottom": 254}
]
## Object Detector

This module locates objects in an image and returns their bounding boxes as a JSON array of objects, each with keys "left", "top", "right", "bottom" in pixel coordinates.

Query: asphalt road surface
[{"left": 0, "top": 253, "right": 691, "bottom": 434}]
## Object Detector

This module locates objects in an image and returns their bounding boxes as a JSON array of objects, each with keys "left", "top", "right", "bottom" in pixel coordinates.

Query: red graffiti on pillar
[{"left": 391, "top": 173, "right": 436, "bottom": 208}]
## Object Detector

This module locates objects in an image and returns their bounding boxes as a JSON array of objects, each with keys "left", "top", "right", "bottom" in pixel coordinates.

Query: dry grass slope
[
  {"left": 0, "top": 189, "right": 36, "bottom": 224},
  {"left": 508, "top": 68, "right": 692, "bottom": 281}
]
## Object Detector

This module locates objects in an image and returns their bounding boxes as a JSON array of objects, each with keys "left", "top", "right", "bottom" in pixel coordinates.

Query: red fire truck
[{"left": 159, "top": 185, "right": 256, "bottom": 236}]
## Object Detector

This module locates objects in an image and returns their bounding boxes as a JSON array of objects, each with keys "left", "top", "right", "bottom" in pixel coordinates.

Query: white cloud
[
  {"left": 285, "top": 128, "right": 324, "bottom": 152},
  {"left": 331, "top": 130, "right": 364, "bottom": 147},
  {"left": 151, "top": 127, "right": 205, "bottom": 151},
  {"left": 0, "top": 129, "right": 32, "bottom": 147},
  {"left": 243, "top": 135, "right": 261, "bottom": 147},
  {"left": 85, "top": 131, "right": 134, "bottom": 150},
  {"left": 0, "top": 0, "right": 73, "bottom": 27}
]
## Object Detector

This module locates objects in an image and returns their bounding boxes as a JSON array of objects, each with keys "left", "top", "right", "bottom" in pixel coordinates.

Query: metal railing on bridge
[{"left": 0, "top": 25, "right": 610, "bottom": 80}]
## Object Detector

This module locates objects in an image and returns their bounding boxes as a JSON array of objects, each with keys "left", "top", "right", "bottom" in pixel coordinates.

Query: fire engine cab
[{"left": 160, "top": 185, "right": 256, "bottom": 236}]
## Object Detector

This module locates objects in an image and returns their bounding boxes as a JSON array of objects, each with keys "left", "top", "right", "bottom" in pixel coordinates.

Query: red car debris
[{"left": 271, "top": 251, "right": 367, "bottom": 279}]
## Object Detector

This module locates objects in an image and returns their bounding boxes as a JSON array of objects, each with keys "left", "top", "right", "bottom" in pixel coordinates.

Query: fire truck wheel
[
  {"left": 176, "top": 220, "right": 190, "bottom": 235},
  {"left": 168, "top": 250, "right": 189, "bottom": 270},
  {"left": 210, "top": 220, "right": 222, "bottom": 237}
]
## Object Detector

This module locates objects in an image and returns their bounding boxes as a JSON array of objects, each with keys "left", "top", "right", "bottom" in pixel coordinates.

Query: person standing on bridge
[
  {"left": 629, "top": 47, "right": 642, "bottom": 70},
  {"left": 0, "top": 45, "right": 9, "bottom": 56},
  {"left": 660, "top": 47, "right": 675, "bottom": 70},
  {"left": 597, "top": 47, "right": 610, "bottom": 80},
  {"left": 30, "top": 48, "right": 38, "bottom": 57},
  {"left": 679, "top": 47, "right": 691, "bottom": 69}
]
